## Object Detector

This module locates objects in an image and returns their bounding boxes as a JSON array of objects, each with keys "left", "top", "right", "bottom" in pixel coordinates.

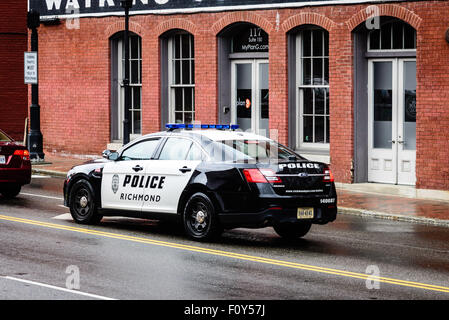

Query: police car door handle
[
  {"left": 132, "top": 165, "right": 144, "bottom": 172},
  {"left": 179, "top": 166, "right": 192, "bottom": 173}
]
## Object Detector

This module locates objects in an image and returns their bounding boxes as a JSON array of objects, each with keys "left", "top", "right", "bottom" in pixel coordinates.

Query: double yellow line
[{"left": 1, "top": 213, "right": 449, "bottom": 294}]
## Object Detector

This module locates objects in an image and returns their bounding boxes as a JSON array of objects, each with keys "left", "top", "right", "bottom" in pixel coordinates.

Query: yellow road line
[{"left": 1, "top": 214, "right": 449, "bottom": 294}]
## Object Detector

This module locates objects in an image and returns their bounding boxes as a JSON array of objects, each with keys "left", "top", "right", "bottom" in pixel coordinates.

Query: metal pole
[
  {"left": 27, "top": 10, "right": 44, "bottom": 161},
  {"left": 121, "top": 0, "right": 133, "bottom": 145}
]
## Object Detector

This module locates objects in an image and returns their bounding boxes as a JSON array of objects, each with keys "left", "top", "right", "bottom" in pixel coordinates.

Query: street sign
[{"left": 24, "top": 52, "right": 38, "bottom": 84}]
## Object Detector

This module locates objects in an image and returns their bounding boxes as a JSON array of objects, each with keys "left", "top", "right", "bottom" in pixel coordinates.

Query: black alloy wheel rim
[
  {"left": 74, "top": 187, "right": 91, "bottom": 217},
  {"left": 187, "top": 200, "right": 210, "bottom": 237}
]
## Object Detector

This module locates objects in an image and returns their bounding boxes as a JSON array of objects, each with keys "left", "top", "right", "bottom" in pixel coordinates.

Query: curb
[
  {"left": 32, "top": 168, "right": 67, "bottom": 178},
  {"left": 339, "top": 207, "right": 449, "bottom": 228}
]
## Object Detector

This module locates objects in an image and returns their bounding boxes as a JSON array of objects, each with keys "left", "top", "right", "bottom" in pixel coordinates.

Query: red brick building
[
  {"left": 30, "top": 0, "right": 449, "bottom": 192},
  {"left": 0, "top": 0, "right": 27, "bottom": 141}
]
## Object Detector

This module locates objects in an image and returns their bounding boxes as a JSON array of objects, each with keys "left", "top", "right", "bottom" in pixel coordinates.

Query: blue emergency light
[{"left": 165, "top": 123, "right": 239, "bottom": 130}]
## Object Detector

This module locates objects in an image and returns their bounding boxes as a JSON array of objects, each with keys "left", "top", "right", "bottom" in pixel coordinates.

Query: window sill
[{"left": 295, "top": 148, "right": 330, "bottom": 164}]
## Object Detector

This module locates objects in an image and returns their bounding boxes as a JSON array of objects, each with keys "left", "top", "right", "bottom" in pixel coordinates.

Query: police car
[{"left": 63, "top": 124, "right": 337, "bottom": 241}]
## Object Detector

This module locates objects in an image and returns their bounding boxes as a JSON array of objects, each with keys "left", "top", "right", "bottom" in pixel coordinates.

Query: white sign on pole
[{"left": 24, "top": 52, "right": 38, "bottom": 84}]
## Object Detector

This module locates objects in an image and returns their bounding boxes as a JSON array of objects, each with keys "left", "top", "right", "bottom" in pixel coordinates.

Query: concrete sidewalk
[{"left": 32, "top": 152, "right": 449, "bottom": 227}]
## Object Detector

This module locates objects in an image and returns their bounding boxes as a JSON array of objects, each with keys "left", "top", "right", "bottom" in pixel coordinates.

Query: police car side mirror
[
  {"left": 108, "top": 152, "right": 119, "bottom": 161},
  {"left": 102, "top": 149, "right": 119, "bottom": 161}
]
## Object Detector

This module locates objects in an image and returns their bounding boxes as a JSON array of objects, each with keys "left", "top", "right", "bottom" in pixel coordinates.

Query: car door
[
  {"left": 101, "top": 137, "right": 162, "bottom": 212},
  {"left": 141, "top": 137, "right": 204, "bottom": 214}
]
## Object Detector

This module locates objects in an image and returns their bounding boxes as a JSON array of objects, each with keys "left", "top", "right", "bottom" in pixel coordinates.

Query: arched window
[
  {"left": 161, "top": 31, "right": 195, "bottom": 124},
  {"left": 296, "top": 27, "right": 330, "bottom": 148},
  {"left": 368, "top": 20, "right": 416, "bottom": 51},
  {"left": 110, "top": 32, "right": 142, "bottom": 141},
  {"left": 217, "top": 22, "right": 270, "bottom": 136}
]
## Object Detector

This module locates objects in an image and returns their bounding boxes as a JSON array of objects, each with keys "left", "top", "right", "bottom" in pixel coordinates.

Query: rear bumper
[
  {"left": 0, "top": 167, "right": 31, "bottom": 185},
  {"left": 219, "top": 206, "right": 337, "bottom": 229},
  {"left": 214, "top": 182, "right": 338, "bottom": 229}
]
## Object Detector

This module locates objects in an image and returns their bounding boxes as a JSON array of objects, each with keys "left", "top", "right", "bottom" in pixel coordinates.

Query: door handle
[
  {"left": 132, "top": 165, "right": 144, "bottom": 172},
  {"left": 397, "top": 140, "right": 404, "bottom": 144},
  {"left": 388, "top": 140, "right": 396, "bottom": 143},
  {"left": 179, "top": 166, "right": 192, "bottom": 173}
]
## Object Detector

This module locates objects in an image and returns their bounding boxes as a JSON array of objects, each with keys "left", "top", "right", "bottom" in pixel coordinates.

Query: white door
[
  {"left": 231, "top": 59, "right": 269, "bottom": 136},
  {"left": 141, "top": 137, "right": 203, "bottom": 214},
  {"left": 101, "top": 160, "right": 146, "bottom": 211},
  {"left": 101, "top": 138, "right": 162, "bottom": 211},
  {"left": 368, "top": 59, "right": 416, "bottom": 185}
]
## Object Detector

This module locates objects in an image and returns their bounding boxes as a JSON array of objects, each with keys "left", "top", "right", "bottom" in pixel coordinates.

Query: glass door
[
  {"left": 368, "top": 59, "right": 416, "bottom": 185},
  {"left": 232, "top": 61, "right": 253, "bottom": 132},
  {"left": 397, "top": 59, "right": 416, "bottom": 185},
  {"left": 231, "top": 59, "right": 269, "bottom": 136}
]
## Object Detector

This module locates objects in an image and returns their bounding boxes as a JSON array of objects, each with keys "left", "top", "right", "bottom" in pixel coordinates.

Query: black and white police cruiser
[{"left": 63, "top": 124, "right": 337, "bottom": 241}]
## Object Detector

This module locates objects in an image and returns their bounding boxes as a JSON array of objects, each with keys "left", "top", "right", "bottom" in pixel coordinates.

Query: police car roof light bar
[{"left": 165, "top": 123, "right": 239, "bottom": 131}]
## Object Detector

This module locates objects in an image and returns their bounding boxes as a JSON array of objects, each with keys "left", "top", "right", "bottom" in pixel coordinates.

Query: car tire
[
  {"left": 273, "top": 222, "right": 312, "bottom": 239},
  {"left": 69, "top": 179, "right": 103, "bottom": 225},
  {"left": 183, "top": 192, "right": 222, "bottom": 241},
  {"left": 0, "top": 185, "right": 21, "bottom": 199}
]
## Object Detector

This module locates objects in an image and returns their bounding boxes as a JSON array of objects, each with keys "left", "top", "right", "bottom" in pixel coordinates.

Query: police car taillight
[
  {"left": 243, "top": 169, "right": 282, "bottom": 184},
  {"left": 243, "top": 169, "right": 267, "bottom": 183},
  {"left": 323, "top": 167, "right": 334, "bottom": 182}
]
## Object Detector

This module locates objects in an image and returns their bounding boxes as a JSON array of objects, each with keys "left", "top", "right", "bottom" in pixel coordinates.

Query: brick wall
[
  {"left": 35, "top": 1, "right": 449, "bottom": 190},
  {"left": 0, "top": 0, "right": 27, "bottom": 141}
]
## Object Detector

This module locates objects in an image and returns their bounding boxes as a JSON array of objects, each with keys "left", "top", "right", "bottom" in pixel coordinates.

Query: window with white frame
[
  {"left": 119, "top": 34, "right": 142, "bottom": 137},
  {"left": 168, "top": 32, "right": 195, "bottom": 124},
  {"left": 296, "top": 28, "right": 330, "bottom": 150}
]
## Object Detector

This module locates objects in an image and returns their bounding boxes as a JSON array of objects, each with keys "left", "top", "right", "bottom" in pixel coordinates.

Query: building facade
[
  {"left": 29, "top": 0, "right": 449, "bottom": 192},
  {"left": 0, "top": 0, "right": 27, "bottom": 141}
]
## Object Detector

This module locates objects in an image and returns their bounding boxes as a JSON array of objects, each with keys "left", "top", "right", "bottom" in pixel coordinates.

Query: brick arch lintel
[
  {"left": 154, "top": 18, "right": 199, "bottom": 37},
  {"left": 346, "top": 4, "right": 422, "bottom": 31},
  {"left": 281, "top": 12, "right": 336, "bottom": 33},
  {"left": 212, "top": 11, "right": 274, "bottom": 35},
  {"left": 104, "top": 20, "right": 145, "bottom": 38}
]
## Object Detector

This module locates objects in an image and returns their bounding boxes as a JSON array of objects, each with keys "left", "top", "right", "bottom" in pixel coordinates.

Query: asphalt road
[{"left": 1, "top": 176, "right": 449, "bottom": 302}]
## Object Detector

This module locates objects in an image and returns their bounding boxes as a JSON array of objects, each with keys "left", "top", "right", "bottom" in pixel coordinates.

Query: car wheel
[
  {"left": 69, "top": 179, "right": 102, "bottom": 225},
  {"left": 0, "top": 185, "right": 21, "bottom": 199},
  {"left": 183, "top": 192, "right": 222, "bottom": 241},
  {"left": 273, "top": 222, "right": 312, "bottom": 239}
]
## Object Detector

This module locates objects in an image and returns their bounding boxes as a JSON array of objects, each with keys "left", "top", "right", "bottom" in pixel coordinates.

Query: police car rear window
[
  {"left": 159, "top": 138, "right": 193, "bottom": 160},
  {"left": 210, "top": 140, "right": 302, "bottom": 162}
]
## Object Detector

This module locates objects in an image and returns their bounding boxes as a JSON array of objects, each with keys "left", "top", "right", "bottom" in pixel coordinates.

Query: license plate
[
  {"left": 0, "top": 155, "right": 5, "bottom": 164},
  {"left": 297, "top": 207, "right": 314, "bottom": 219}
]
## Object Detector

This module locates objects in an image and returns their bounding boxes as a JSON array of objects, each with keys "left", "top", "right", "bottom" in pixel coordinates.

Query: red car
[{"left": 0, "top": 129, "right": 31, "bottom": 199}]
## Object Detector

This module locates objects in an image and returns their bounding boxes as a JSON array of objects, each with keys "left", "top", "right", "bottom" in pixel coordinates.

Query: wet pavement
[
  {"left": 338, "top": 189, "right": 449, "bottom": 221},
  {"left": 31, "top": 152, "right": 449, "bottom": 226},
  {"left": 1, "top": 176, "right": 449, "bottom": 300}
]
